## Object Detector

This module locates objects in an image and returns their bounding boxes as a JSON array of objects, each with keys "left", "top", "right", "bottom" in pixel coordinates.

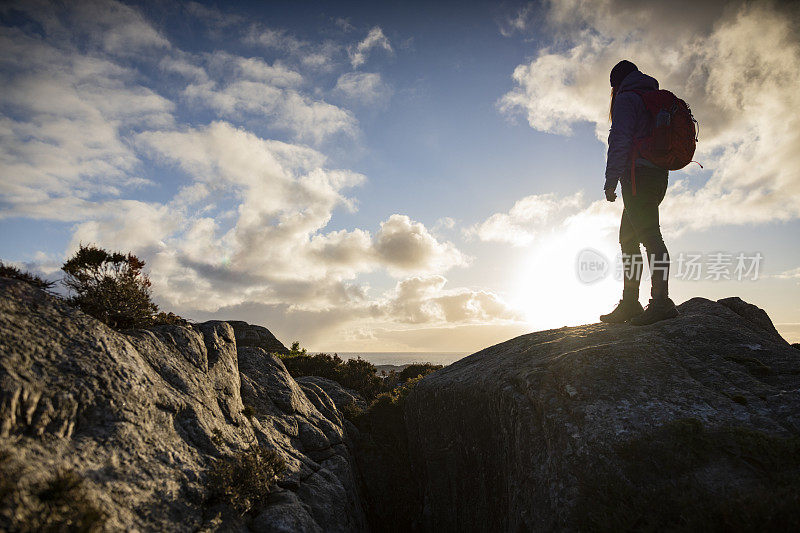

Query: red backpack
[{"left": 629, "top": 89, "right": 700, "bottom": 194}]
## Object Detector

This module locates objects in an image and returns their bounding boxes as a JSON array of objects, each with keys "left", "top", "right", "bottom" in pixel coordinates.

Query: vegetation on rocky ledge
[{"left": 206, "top": 447, "right": 287, "bottom": 515}]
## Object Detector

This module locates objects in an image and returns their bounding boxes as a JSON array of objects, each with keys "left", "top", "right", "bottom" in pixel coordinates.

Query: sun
[{"left": 511, "top": 209, "right": 623, "bottom": 330}]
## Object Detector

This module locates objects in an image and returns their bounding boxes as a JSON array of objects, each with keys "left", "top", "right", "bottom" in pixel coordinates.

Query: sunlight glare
[{"left": 511, "top": 203, "right": 623, "bottom": 330}]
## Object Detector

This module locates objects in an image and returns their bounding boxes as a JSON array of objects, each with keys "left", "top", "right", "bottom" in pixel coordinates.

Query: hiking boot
[
  {"left": 600, "top": 299, "right": 644, "bottom": 324},
  {"left": 628, "top": 298, "right": 679, "bottom": 326}
]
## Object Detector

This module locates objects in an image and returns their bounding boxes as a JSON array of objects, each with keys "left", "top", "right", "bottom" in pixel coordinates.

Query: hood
[{"left": 617, "top": 70, "right": 659, "bottom": 93}]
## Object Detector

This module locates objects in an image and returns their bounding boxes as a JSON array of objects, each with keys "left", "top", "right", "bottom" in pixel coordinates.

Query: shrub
[
  {"left": 0, "top": 261, "right": 56, "bottom": 292},
  {"left": 280, "top": 351, "right": 342, "bottom": 379},
  {"left": 206, "top": 446, "right": 286, "bottom": 515},
  {"left": 35, "top": 470, "right": 107, "bottom": 532},
  {"left": 339, "top": 357, "right": 383, "bottom": 399},
  {"left": 151, "top": 311, "right": 191, "bottom": 327},
  {"left": 61, "top": 244, "right": 158, "bottom": 329},
  {"left": 339, "top": 401, "right": 364, "bottom": 422},
  {"left": 279, "top": 350, "right": 383, "bottom": 401},
  {"left": 398, "top": 362, "right": 442, "bottom": 383}
]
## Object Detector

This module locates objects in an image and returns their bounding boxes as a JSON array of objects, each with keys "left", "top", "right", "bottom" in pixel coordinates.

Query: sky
[{"left": 1, "top": 0, "right": 799, "bottom": 351}]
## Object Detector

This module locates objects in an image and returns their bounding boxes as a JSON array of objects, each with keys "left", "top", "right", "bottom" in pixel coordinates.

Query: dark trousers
[{"left": 619, "top": 166, "right": 670, "bottom": 301}]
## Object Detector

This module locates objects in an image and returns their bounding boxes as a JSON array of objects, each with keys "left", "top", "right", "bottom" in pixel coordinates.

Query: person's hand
[{"left": 605, "top": 188, "right": 617, "bottom": 202}]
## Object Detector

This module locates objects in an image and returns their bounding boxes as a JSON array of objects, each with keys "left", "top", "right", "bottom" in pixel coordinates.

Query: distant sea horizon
[{"left": 311, "top": 351, "right": 470, "bottom": 366}]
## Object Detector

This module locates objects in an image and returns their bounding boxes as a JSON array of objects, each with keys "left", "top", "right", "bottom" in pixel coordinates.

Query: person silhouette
[{"left": 600, "top": 60, "right": 679, "bottom": 325}]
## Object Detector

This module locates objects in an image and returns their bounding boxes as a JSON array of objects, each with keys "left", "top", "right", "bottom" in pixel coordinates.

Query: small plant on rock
[
  {"left": 0, "top": 261, "right": 56, "bottom": 292},
  {"left": 206, "top": 446, "right": 286, "bottom": 515},
  {"left": 289, "top": 341, "right": 307, "bottom": 356},
  {"left": 278, "top": 346, "right": 383, "bottom": 401}
]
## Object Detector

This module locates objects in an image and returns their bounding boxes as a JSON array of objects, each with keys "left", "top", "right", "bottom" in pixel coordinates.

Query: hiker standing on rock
[{"left": 600, "top": 60, "right": 681, "bottom": 326}]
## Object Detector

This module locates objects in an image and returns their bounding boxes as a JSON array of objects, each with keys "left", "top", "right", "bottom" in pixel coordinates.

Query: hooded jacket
[{"left": 604, "top": 70, "right": 664, "bottom": 190}]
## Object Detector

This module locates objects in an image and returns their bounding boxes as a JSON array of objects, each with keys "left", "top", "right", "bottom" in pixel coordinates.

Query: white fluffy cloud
[
  {"left": 183, "top": 52, "right": 356, "bottom": 144},
  {"left": 0, "top": 8, "right": 174, "bottom": 221},
  {"left": 128, "top": 122, "right": 470, "bottom": 312},
  {"left": 382, "top": 275, "right": 521, "bottom": 324},
  {"left": 775, "top": 267, "right": 800, "bottom": 280},
  {"left": 0, "top": 0, "right": 524, "bottom": 350},
  {"left": 469, "top": 193, "right": 584, "bottom": 246},
  {"left": 500, "top": 0, "right": 800, "bottom": 232},
  {"left": 348, "top": 27, "right": 393, "bottom": 68}
]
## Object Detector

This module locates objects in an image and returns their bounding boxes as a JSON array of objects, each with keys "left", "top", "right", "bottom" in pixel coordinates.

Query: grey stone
[
  {"left": 404, "top": 296, "right": 800, "bottom": 531},
  {"left": 297, "top": 376, "right": 368, "bottom": 412},
  {"left": 0, "top": 278, "right": 366, "bottom": 532},
  {"left": 227, "top": 321, "right": 289, "bottom": 354}
]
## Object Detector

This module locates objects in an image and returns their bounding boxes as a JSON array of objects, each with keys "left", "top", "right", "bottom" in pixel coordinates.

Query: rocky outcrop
[
  {"left": 0, "top": 278, "right": 365, "bottom": 532},
  {"left": 404, "top": 297, "right": 800, "bottom": 531},
  {"left": 228, "top": 320, "right": 289, "bottom": 354},
  {"left": 297, "top": 376, "right": 368, "bottom": 412}
]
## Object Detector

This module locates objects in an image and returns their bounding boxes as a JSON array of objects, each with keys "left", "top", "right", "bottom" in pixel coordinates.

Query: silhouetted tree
[{"left": 61, "top": 244, "right": 158, "bottom": 329}]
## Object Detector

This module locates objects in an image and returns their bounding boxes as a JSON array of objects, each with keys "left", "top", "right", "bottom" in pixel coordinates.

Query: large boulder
[
  {"left": 227, "top": 321, "right": 289, "bottom": 354},
  {"left": 404, "top": 297, "right": 800, "bottom": 531},
  {"left": 0, "top": 278, "right": 366, "bottom": 532}
]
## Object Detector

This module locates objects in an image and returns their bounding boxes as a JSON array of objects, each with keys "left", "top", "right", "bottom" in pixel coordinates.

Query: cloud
[
  {"left": 183, "top": 52, "right": 356, "bottom": 143},
  {"left": 0, "top": 22, "right": 174, "bottom": 220},
  {"left": 216, "top": 53, "right": 304, "bottom": 87},
  {"left": 348, "top": 27, "right": 392, "bottom": 68},
  {"left": 498, "top": 3, "right": 537, "bottom": 37},
  {"left": 468, "top": 193, "right": 585, "bottom": 246},
  {"left": 244, "top": 24, "right": 342, "bottom": 72},
  {"left": 131, "top": 122, "right": 468, "bottom": 312},
  {"left": 334, "top": 72, "right": 392, "bottom": 105},
  {"left": 334, "top": 18, "right": 355, "bottom": 33},
  {"left": 0, "top": 0, "right": 520, "bottom": 350},
  {"left": 499, "top": 0, "right": 800, "bottom": 232},
  {"left": 184, "top": 1, "right": 245, "bottom": 30},
  {"left": 775, "top": 267, "right": 800, "bottom": 280},
  {"left": 11, "top": 0, "right": 172, "bottom": 57},
  {"left": 373, "top": 215, "right": 469, "bottom": 275},
  {"left": 382, "top": 275, "right": 521, "bottom": 324}
]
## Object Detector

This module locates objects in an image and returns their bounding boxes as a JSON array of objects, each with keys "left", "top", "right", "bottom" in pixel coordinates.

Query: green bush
[
  {"left": 398, "top": 362, "right": 442, "bottom": 383},
  {"left": 0, "top": 261, "right": 56, "bottom": 292},
  {"left": 61, "top": 244, "right": 159, "bottom": 329},
  {"left": 206, "top": 446, "right": 286, "bottom": 515},
  {"left": 150, "top": 311, "right": 191, "bottom": 327},
  {"left": 339, "top": 357, "right": 383, "bottom": 399},
  {"left": 339, "top": 401, "right": 364, "bottom": 422},
  {"left": 279, "top": 350, "right": 383, "bottom": 401}
]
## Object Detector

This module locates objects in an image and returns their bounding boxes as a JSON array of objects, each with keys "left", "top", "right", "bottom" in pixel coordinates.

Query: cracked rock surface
[{"left": 0, "top": 278, "right": 366, "bottom": 532}]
